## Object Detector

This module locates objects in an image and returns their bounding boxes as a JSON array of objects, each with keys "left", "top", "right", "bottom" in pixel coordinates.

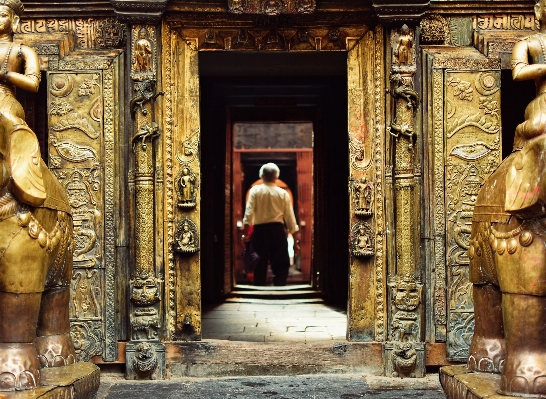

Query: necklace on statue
[
  {"left": 538, "top": 33, "right": 546, "bottom": 64},
  {"left": 1, "top": 42, "right": 13, "bottom": 77}
]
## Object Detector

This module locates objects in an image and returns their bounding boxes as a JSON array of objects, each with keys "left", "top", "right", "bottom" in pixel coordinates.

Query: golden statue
[
  {"left": 0, "top": 0, "right": 76, "bottom": 390},
  {"left": 468, "top": 0, "right": 546, "bottom": 396}
]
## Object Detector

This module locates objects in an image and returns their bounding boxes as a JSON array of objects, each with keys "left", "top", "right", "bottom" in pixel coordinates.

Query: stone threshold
[{"left": 166, "top": 340, "right": 383, "bottom": 378}]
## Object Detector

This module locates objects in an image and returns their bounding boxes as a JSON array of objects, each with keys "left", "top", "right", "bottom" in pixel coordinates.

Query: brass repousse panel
[
  {"left": 48, "top": 71, "right": 104, "bottom": 362},
  {"left": 444, "top": 70, "right": 501, "bottom": 361}
]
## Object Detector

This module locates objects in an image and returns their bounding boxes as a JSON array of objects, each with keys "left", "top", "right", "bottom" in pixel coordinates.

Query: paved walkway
[
  {"left": 202, "top": 298, "right": 347, "bottom": 343},
  {"left": 99, "top": 374, "right": 446, "bottom": 398}
]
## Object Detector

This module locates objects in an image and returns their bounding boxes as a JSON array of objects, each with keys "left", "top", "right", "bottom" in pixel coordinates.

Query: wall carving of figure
[
  {"left": 353, "top": 178, "right": 374, "bottom": 216},
  {"left": 176, "top": 166, "right": 197, "bottom": 209},
  {"left": 351, "top": 222, "right": 374, "bottom": 257},
  {"left": 0, "top": 0, "right": 76, "bottom": 390},
  {"left": 174, "top": 218, "right": 199, "bottom": 254},
  {"left": 135, "top": 28, "right": 153, "bottom": 73},
  {"left": 394, "top": 24, "right": 413, "bottom": 65},
  {"left": 467, "top": 0, "right": 546, "bottom": 396}
]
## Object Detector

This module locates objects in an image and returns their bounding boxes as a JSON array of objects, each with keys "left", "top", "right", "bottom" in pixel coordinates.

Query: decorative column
[
  {"left": 112, "top": 0, "right": 167, "bottom": 380},
  {"left": 383, "top": 24, "right": 425, "bottom": 378}
]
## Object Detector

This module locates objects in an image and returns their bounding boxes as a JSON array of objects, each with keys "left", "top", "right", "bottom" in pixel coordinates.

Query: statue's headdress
[{"left": 0, "top": 0, "right": 23, "bottom": 16}]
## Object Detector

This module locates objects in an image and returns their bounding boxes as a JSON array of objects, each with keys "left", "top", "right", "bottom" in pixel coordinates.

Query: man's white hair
[{"left": 259, "top": 162, "right": 280, "bottom": 180}]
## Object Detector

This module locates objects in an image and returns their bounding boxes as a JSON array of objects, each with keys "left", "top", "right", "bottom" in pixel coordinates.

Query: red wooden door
[{"left": 296, "top": 151, "right": 313, "bottom": 282}]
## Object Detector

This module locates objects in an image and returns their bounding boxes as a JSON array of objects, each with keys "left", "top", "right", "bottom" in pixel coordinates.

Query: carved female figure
[
  {"left": 468, "top": 0, "right": 546, "bottom": 396},
  {"left": 0, "top": 0, "right": 76, "bottom": 390}
]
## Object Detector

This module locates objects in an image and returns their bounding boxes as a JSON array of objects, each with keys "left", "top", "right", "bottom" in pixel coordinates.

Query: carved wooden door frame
[{"left": 162, "top": 22, "right": 385, "bottom": 342}]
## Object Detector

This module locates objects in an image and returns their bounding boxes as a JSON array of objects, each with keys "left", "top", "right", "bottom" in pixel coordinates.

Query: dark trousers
[{"left": 251, "top": 223, "right": 290, "bottom": 286}]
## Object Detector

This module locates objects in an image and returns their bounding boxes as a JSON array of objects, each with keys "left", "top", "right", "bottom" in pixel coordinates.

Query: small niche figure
[
  {"left": 181, "top": 223, "right": 194, "bottom": 247},
  {"left": 357, "top": 227, "right": 371, "bottom": 251},
  {"left": 354, "top": 178, "right": 373, "bottom": 216},
  {"left": 353, "top": 225, "right": 373, "bottom": 257},
  {"left": 395, "top": 24, "right": 413, "bottom": 65},
  {"left": 178, "top": 167, "right": 196, "bottom": 208},
  {"left": 135, "top": 28, "right": 153, "bottom": 73}
]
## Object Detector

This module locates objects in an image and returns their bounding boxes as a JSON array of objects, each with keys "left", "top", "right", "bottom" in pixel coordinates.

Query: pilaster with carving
[
  {"left": 125, "top": 23, "right": 165, "bottom": 380},
  {"left": 384, "top": 24, "right": 425, "bottom": 378},
  {"left": 347, "top": 27, "right": 387, "bottom": 342}
]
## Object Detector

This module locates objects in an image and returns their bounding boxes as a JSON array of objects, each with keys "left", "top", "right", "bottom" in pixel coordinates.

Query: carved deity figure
[
  {"left": 467, "top": 0, "right": 546, "bottom": 396},
  {"left": 135, "top": 28, "right": 152, "bottom": 73},
  {"left": 181, "top": 223, "right": 194, "bottom": 246},
  {"left": 263, "top": 0, "right": 282, "bottom": 15},
  {"left": 229, "top": 0, "right": 245, "bottom": 13},
  {"left": 395, "top": 24, "right": 413, "bottom": 65},
  {"left": 0, "top": 0, "right": 76, "bottom": 391},
  {"left": 354, "top": 178, "right": 373, "bottom": 213},
  {"left": 357, "top": 228, "right": 371, "bottom": 251},
  {"left": 179, "top": 167, "right": 195, "bottom": 203}
]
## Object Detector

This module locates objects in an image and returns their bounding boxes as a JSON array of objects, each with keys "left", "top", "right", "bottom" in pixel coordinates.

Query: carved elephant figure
[
  {"left": 0, "top": 126, "right": 76, "bottom": 391},
  {"left": 130, "top": 311, "right": 160, "bottom": 340},
  {"left": 468, "top": 134, "right": 546, "bottom": 397}
]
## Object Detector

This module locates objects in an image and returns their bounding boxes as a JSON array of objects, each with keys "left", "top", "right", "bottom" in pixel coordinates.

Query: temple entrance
[{"left": 200, "top": 52, "right": 349, "bottom": 309}]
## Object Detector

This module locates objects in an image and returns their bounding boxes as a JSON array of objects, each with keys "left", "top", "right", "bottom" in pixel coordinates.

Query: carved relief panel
[
  {"left": 47, "top": 62, "right": 120, "bottom": 362},
  {"left": 163, "top": 25, "right": 202, "bottom": 341},
  {"left": 443, "top": 70, "right": 502, "bottom": 361},
  {"left": 346, "top": 28, "right": 387, "bottom": 343}
]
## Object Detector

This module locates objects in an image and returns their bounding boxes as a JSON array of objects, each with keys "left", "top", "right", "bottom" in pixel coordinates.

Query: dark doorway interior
[
  {"left": 200, "top": 52, "right": 348, "bottom": 305},
  {"left": 501, "top": 69, "right": 535, "bottom": 159},
  {"left": 17, "top": 71, "right": 48, "bottom": 161}
]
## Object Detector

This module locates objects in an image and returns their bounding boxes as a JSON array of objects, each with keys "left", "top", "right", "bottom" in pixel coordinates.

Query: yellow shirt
[{"left": 243, "top": 182, "right": 299, "bottom": 234}]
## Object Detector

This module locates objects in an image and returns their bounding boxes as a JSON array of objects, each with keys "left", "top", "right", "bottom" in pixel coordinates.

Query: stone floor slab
[{"left": 98, "top": 373, "right": 446, "bottom": 399}]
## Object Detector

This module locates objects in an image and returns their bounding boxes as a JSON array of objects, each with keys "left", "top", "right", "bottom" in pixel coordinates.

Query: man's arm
[
  {"left": 283, "top": 193, "right": 301, "bottom": 254},
  {"left": 242, "top": 188, "right": 255, "bottom": 241}
]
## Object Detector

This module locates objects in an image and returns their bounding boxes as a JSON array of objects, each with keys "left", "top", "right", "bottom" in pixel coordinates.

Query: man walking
[{"left": 243, "top": 163, "right": 300, "bottom": 286}]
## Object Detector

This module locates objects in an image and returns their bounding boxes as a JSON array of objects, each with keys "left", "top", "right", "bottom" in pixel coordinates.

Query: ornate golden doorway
[{"left": 162, "top": 23, "right": 385, "bottom": 342}]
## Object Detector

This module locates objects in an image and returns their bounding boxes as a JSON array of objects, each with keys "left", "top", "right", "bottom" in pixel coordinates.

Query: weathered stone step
[
  {"left": 165, "top": 341, "right": 383, "bottom": 378},
  {"left": 235, "top": 284, "right": 313, "bottom": 291},
  {"left": 229, "top": 289, "right": 320, "bottom": 299}
]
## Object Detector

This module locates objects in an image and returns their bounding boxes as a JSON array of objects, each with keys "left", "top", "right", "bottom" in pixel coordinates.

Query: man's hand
[
  {"left": 242, "top": 224, "right": 250, "bottom": 242},
  {"left": 293, "top": 233, "right": 301, "bottom": 256}
]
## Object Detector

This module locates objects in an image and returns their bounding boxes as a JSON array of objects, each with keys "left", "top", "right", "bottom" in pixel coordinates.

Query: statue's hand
[
  {"left": 505, "top": 135, "right": 546, "bottom": 218},
  {"left": 8, "top": 127, "right": 46, "bottom": 206}
]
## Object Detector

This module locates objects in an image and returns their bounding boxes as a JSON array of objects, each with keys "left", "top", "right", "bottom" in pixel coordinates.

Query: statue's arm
[
  {"left": 512, "top": 39, "right": 544, "bottom": 81},
  {"left": 1, "top": 45, "right": 40, "bottom": 93}
]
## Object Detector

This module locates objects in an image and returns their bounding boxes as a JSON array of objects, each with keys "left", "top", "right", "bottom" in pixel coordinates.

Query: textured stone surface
[
  {"left": 440, "top": 364, "right": 505, "bottom": 399},
  {"left": 99, "top": 373, "right": 446, "bottom": 398},
  {"left": 4, "top": 362, "right": 100, "bottom": 398}
]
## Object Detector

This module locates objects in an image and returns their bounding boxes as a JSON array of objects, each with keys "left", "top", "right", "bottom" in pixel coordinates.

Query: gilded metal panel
[
  {"left": 163, "top": 25, "right": 202, "bottom": 341},
  {"left": 444, "top": 70, "right": 501, "bottom": 360},
  {"left": 47, "top": 56, "right": 119, "bottom": 362},
  {"left": 347, "top": 26, "right": 386, "bottom": 342},
  {"left": 48, "top": 71, "right": 106, "bottom": 362}
]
